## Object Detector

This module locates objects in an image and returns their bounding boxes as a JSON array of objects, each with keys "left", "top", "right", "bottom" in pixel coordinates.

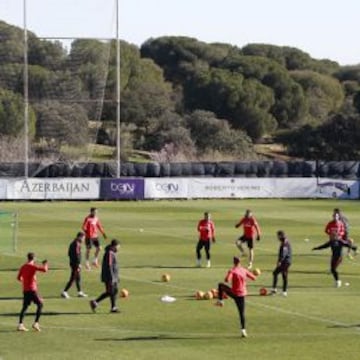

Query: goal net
[
  {"left": 0, "top": 211, "right": 18, "bottom": 254},
  {"left": 0, "top": 0, "right": 119, "bottom": 176}
]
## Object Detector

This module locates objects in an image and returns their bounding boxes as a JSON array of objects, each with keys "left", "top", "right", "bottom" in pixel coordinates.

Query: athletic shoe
[
  {"left": 347, "top": 253, "right": 354, "bottom": 260},
  {"left": 110, "top": 307, "right": 120, "bottom": 313},
  {"left": 241, "top": 329, "right": 248, "bottom": 338},
  {"left": 61, "top": 291, "right": 70, "bottom": 299},
  {"left": 247, "top": 262, "right": 253, "bottom": 270},
  {"left": 270, "top": 289, "right": 277, "bottom": 295},
  {"left": 215, "top": 300, "right": 224, "bottom": 307},
  {"left": 282, "top": 291, "right": 288, "bottom": 297},
  {"left": 336, "top": 280, "right": 342, "bottom": 288},
  {"left": 32, "top": 322, "right": 41, "bottom": 332},
  {"left": 78, "top": 291, "right": 88, "bottom": 298},
  {"left": 85, "top": 262, "right": 91, "bottom": 271},
  {"left": 92, "top": 259, "right": 99, "bottom": 268},
  {"left": 17, "top": 323, "right": 28, "bottom": 332},
  {"left": 89, "top": 300, "right": 98, "bottom": 313},
  {"left": 206, "top": 260, "right": 211, "bottom": 268}
]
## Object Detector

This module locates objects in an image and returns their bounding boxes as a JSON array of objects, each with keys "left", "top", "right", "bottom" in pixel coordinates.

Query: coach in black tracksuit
[
  {"left": 90, "top": 239, "right": 120, "bottom": 313},
  {"left": 62, "top": 232, "right": 86, "bottom": 298}
]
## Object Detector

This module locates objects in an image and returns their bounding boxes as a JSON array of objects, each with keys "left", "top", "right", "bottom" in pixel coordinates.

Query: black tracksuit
[{"left": 64, "top": 239, "right": 82, "bottom": 292}]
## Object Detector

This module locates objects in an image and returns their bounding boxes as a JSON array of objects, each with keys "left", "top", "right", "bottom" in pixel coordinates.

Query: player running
[
  {"left": 90, "top": 239, "right": 120, "bottom": 313},
  {"left": 215, "top": 256, "right": 257, "bottom": 338},
  {"left": 235, "top": 209, "right": 261, "bottom": 269},
  {"left": 82, "top": 207, "right": 107, "bottom": 270},
  {"left": 17, "top": 252, "right": 48, "bottom": 332},
  {"left": 270, "top": 230, "right": 292, "bottom": 296},
  {"left": 312, "top": 230, "right": 357, "bottom": 288},
  {"left": 333, "top": 208, "right": 357, "bottom": 259},
  {"left": 196, "top": 212, "right": 216, "bottom": 268},
  {"left": 61, "top": 231, "right": 88, "bottom": 299},
  {"left": 325, "top": 212, "right": 345, "bottom": 240}
]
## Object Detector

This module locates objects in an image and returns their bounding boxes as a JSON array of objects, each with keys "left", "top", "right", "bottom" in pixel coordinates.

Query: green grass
[{"left": 1, "top": 199, "right": 360, "bottom": 360}]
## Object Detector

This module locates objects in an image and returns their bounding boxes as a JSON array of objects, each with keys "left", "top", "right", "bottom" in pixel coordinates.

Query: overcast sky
[{"left": 1, "top": 0, "right": 359, "bottom": 65}]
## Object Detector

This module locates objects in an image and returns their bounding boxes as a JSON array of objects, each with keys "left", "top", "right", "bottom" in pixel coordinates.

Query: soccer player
[
  {"left": 82, "top": 207, "right": 107, "bottom": 270},
  {"left": 271, "top": 230, "right": 292, "bottom": 296},
  {"left": 312, "top": 230, "right": 357, "bottom": 288},
  {"left": 235, "top": 209, "right": 261, "bottom": 269},
  {"left": 333, "top": 208, "right": 357, "bottom": 258},
  {"left": 196, "top": 212, "right": 216, "bottom": 268},
  {"left": 17, "top": 252, "right": 48, "bottom": 332},
  {"left": 325, "top": 212, "right": 345, "bottom": 240},
  {"left": 90, "top": 239, "right": 120, "bottom": 313},
  {"left": 61, "top": 231, "right": 87, "bottom": 299},
  {"left": 215, "top": 256, "right": 257, "bottom": 338}
]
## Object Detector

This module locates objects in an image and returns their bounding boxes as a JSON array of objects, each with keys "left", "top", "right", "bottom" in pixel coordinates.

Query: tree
[{"left": 0, "top": 87, "right": 35, "bottom": 137}]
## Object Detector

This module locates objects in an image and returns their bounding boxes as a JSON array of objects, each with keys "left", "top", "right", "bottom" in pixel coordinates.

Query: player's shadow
[
  {"left": 0, "top": 311, "right": 91, "bottom": 317},
  {"left": 122, "top": 265, "right": 195, "bottom": 269},
  {"left": 0, "top": 296, "right": 23, "bottom": 301},
  {"left": 328, "top": 324, "right": 360, "bottom": 329},
  {"left": 95, "top": 334, "right": 238, "bottom": 342}
]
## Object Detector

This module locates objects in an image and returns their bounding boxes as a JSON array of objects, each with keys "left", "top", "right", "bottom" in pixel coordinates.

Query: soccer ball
[
  {"left": 204, "top": 291, "right": 214, "bottom": 300},
  {"left": 161, "top": 273, "right": 171, "bottom": 282},
  {"left": 120, "top": 288, "right": 129, "bottom": 298},
  {"left": 259, "top": 287, "right": 268, "bottom": 296},
  {"left": 210, "top": 288, "right": 218, "bottom": 298},
  {"left": 253, "top": 268, "right": 261, "bottom": 276},
  {"left": 195, "top": 291, "right": 205, "bottom": 300}
]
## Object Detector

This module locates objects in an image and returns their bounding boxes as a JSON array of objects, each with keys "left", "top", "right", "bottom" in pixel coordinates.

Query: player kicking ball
[{"left": 215, "top": 256, "right": 257, "bottom": 338}]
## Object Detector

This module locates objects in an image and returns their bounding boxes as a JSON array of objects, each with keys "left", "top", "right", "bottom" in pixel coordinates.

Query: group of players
[
  {"left": 16, "top": 207, "right": 117, "bottom": 332},
  {"left": 15, "top": 206, "right": 357, "bottom": 336},
  {"left": 196, "top": 207, "right": 357, "bottom": 337}
]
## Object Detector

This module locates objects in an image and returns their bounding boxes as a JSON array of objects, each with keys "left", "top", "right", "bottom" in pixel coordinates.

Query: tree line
[{"left": 1, "top": 20, "right": 360, "bottom": 161}]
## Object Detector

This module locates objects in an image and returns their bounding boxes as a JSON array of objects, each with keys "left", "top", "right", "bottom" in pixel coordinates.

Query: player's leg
[
  {"left": 93, "top": 239, "right": 101, "bottom": 267},
  {"left": 85, "top": 238, "right": 92, "bottom": 270},
  {"left": 247, "top": 239, "right": 254, "bottom": 269},
  {"left": 32, "top": 292, "right": 44, "bottom": 331},
  {"left": 271, "top": 266, "right": 281, "bottom": 294},
  {"left": 18, "top": 292, "right": 31, "bottom": 331},
  {"left": 331, "top": 256, "right": 342, "bottom": 287},
  {"left": 234, "top": 296, "right": 247, "bottom": 336},
  {"left": 90, "top": 282, "right": 111, "bottom": 312},
  {"left": 62, "top": 267, "right": 76, "bottom": 298},
  {"left": 281, "top": 264, "right": 290, "bottom": 295},
  {"left": 236, "top": 236, "right": 245, "bottom": 256},
  {"left": 204, "top": 241, "right": 211, "bottom": 267},
  {"left": 110, "top": 283, "right": 119, "bottom": 312},
  {"left": 196, "top": 240, "right": 204, "bottom": 267}
]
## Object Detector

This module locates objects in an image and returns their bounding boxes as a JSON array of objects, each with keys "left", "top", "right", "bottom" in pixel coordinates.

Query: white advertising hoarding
[
  {"left": 7, "top": 178, "right": 100, "bottom": 200},
  {"left": 144, "top": 178, "right": 188, "bottom": 199}
]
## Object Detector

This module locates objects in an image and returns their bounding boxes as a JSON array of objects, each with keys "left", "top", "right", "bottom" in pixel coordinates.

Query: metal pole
[
  {"left": 116, "top": 0, "right": 121, "bottom": 177},
  {"left": 23, "top": 0, "right": 29, "bottom": 178}
]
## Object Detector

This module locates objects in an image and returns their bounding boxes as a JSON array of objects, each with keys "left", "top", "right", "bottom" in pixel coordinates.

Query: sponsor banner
[
  {"left": 314, "top": 178, "right": 359, "bottom": 199},
  {"left": 100, "top": 179, "right": 144, "bottom": 200},
  {"left": 273, "top": 178, "right": 317, "bottom": 198},
  {"left": 7, "top": 178, "right": 100, "bottom": 200},
  {"left": 0, "top": 179, "right": 8, "bottom": 199},
  {"left": 145, "top": 178, "right": 189, "bottom": 199}
]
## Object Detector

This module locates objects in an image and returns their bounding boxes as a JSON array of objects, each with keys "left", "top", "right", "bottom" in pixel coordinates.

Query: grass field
[{"left": 1, "top": 199, "right": 360, "bottom": 360}]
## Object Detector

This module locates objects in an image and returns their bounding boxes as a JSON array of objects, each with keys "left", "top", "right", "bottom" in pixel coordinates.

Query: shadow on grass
[
  {"left": 0, "top": 297, "right": 23, "bottom": 301},
  {"left": 94, "top": 334, "right": 240, "bottom": 342},
  {"left": 0, "top": 311, "right": 93, "bottom": 317},
  {"left": 329, "top": 324, "right": 360, "bottom": 329},
  {"left": 122, "top": 265, "right": 197, "bottom": 269}
]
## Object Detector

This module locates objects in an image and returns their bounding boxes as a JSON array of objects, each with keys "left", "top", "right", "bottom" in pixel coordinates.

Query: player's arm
[
  {"left": 254, "top": 219, "right": 261, "bottom": 240},
  {"left": 325, "top": 223, "right": 331, "bottom": 235},
  {"left": 211, "top": 221, "right": 216, "bottom": 242},
  {"left": 81, "top": 217, "right": 88, "bottom": 232},
  {"left": 36, "top": 261, "right": 49, "bottom": 273},
  {"left": 235, "top": 218, "right": 244, "bottom": 228},
  {"left": 246, "top": 270, "right": 256, "bottom": 280},
  {"left": 17, "top": 268, "right": 22, "bottom": 282},
  {"left": 97, "top": 220, "right": 107, "bottom": 239},
  {"left": 224, "top": 271, "right": 232, "bottom": 283}
]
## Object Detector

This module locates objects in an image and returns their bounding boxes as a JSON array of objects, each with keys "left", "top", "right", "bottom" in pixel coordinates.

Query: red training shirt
[
  {"left": 197, "top": 219, "right": 215, "bottom": 241},
  {"left": 82, "top": 215, "right": 105, "bottom": 239},
  {"left": 17, "top": 261, "right": 48, "bottom": 292},
  {"left": 225, "top": 266, "right": 256, "bottom": 296},
  {"left": 236, "top": 216, "right": 261, "bottom": 239},
  {"left": 325, "top": 220, "right": 345, "bottom": 238}
]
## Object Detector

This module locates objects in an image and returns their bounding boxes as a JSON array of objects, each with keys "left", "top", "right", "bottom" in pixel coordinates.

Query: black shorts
[
  {"left": 238, "top": 235, "right": 254, "bottom": 249},
  {"left": 85, "top": 237, "right": 100, "bottom": 249},
  {"left": 23, "top": 291, "right": 43, "bottom": 307}
]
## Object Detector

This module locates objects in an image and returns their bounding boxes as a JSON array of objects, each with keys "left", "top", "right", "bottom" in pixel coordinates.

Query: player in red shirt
[
  {"left": 17, "top": 252, "right": 48, "bottom": 332},
  {"left": 235, "top": 209, "right": 261, "bottom": 269},
  {"left": 196, "top": 212, "right": 216, "bottom": 268},
  {"left": 325, "top": 213, "right": 345, "bottom": 240},
  {"left": 82, "top": 207, "right": 107, "bottom": 270},
  {"left": 215, "top": 256, "right": 257, "bottom": 338}
]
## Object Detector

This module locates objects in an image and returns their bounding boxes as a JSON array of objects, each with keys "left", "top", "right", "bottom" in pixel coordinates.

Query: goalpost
[{"left": 0, "top": 211, "right": 18, "bottom": 254}]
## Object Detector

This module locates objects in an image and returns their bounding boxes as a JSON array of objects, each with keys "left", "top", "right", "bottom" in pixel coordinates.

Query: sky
[{"left": 1, "top": 0, "right": 359, "bottom": 65}]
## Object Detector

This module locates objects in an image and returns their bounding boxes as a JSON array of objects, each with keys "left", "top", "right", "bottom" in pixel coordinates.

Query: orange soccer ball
[
  {"left": 195, "top": 291, "right": 205, "bottom": 300},
  {"left": 259, "top": 287, "right": 268, "bottom": 296},
  {"left": 210, "top": 288, "right": 219, "bottom": 299},
  {"left": 161, "top": 273, "right": 171, "bottom": 282},
  {"left": 120, "top": 288, "right": 129, "bottom": 298},
  {"left": 204, "top": 291, "right": 214, "bottom": 300}
]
